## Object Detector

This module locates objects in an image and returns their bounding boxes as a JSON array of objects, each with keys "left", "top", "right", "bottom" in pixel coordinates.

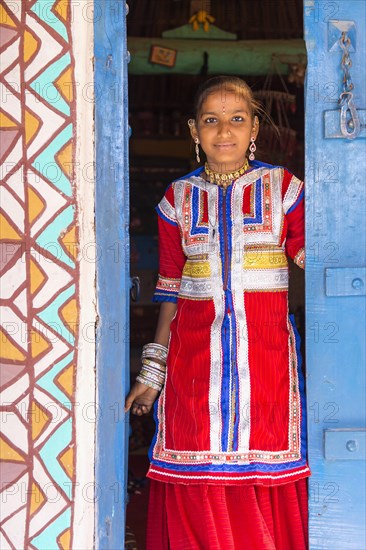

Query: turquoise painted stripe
[
  {"left": 37, "top": 284, "right": 76, "bottom": 345},
  {"left": 36, "top": 204, "right": 75, "bottom": 268},
  {"left": 37, "top": 351, "right": 74, "bottom": 410},
  {"left": 39, "top": 418, "right": 73, "bottom": 499},
  {"left": 32, "top": 123, "right": 73, "bottom": 197},
  {"left": 31, "top": 0, "right": 68, "bottom": 41},
  {"left": 30, "top": 53, "right": 71, "bottom": 116},
  {"left": 30, "top": 505, "right": 71, "bottom": 550}
]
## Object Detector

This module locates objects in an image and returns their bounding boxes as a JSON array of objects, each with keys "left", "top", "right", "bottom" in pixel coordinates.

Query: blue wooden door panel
[
  {"left": 304, "top": 1, "right": 366, "bottom": 548},
  {"left": 94, "top": 1, "right": 130, "bottom": 547}
]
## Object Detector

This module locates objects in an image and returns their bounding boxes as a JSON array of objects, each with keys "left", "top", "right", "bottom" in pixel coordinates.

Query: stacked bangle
[
  {"left": 141, "top": 343, "right": 168, "bottom": 362},
  {"left": 136, "top": 343, "right": 168, "bottom": 392}
]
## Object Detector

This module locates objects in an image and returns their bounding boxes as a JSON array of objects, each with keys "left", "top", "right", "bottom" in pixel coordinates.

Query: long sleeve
[
  {"left": 153, "top": 184, "right": 186, "bottom": 302},
  {"left": 282, "top": 169, "right": 305, "bottom": 269}
]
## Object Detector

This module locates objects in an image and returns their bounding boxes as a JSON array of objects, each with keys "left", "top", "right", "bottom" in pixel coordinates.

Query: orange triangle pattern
[
  {"left": 0, "top": 213, "right": 23, "bottom": 241},
  {"left": 58, "top": 445, "right": 73, "bottom": 479},
  {"left": 60, "top": 298, "right": 78, "bottom": 336},
  {"left": 0, "top": 435, "right": 25, "bottom": 462},
  {"left": 28, "top": 186, "right": 46, "bottom": 225},
  {"left": 54, "top": 0, "right": 69, "bottom": 24},
  {"left": 29, "top": 256, "right": 46, "bottom": 294},
  {"left": 61, "top": 224, "right": 78, "bottom": 261},
  {"left": 30, "top": 481, "right": 46, "bottom": 515},
  {"left": 24, "top": 109, "right": 41, "bottom": 145},
  {"left": 30, "top": 328, "right": 50, "bottom": 359},
  {"left": 56, "top": 139, "right": 73, "bottom": 178},
  {"left": 55, "top": 362, "right": 74, "bottom": 399},
  {"left": 0, "top": 110, "right": 19, "bottom": 128},
  {"left": 57, "top": 527, "right": 71, "bottom": 550},
  {"left": 0, "top": 327, "right": 26, "bottom": 361},
  {"left": 30, "top": 399, "right": 52, "bottom": 441},
  {"left": 23, "top": 28, "right": 39, "bottom": 64},
  {"left": 54, "top": 66, "right": 74, "bottom": 103},
  {"left": 0, "top": 4, "right": 17, "bottom": 28}
]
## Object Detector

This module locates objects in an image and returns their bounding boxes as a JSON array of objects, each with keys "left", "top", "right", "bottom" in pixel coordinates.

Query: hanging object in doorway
[
  {"left": 255, "top": 57, "right": 298, "bottom": 166},
  {"left": 162, "top": 0, "right": 237, "bottom": 41},
  {"left": 188, "top": 10, "right": 215, "bottom": 32},
  {"left": 287, "top": 63, "right": 307, "bottom": 87}
]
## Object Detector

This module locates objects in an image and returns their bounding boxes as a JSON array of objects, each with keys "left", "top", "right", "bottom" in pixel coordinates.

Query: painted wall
[{"left": 0, "top": 1, "right": 95, "bottom": 548}]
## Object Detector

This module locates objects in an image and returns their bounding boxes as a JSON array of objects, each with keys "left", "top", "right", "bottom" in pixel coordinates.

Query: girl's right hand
[{"left": 124, "top": 381, "right": 159, "bottom": 416}]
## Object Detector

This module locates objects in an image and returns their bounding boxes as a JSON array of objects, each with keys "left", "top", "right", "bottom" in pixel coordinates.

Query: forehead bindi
[{"left": 200, "top": 90, "right": 250, "bottom": 116}]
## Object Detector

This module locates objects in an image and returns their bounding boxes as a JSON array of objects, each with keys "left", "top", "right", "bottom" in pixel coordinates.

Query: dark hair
[{"left": 193, "top": 76, "right": 261, "bottom": 121}]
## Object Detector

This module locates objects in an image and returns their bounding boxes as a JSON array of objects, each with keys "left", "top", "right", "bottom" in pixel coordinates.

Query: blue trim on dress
[
  {"left": 287, "top": 189, "right": 304, "bottom": 214},
  {"left": 218, "top": 188, "right": 229, "bottom": 451},
  {"left": 152, "top": 292, "right": 178, "bottom": 303},
  {"left": 175, "top": 165, "right": 205, "bottom": 180},
  {"left": 228, "top": 289, "right": 240, "bottom": 452},
  {"left": 150, "top": 455, "right": 308, "bottom": 474},
  {"left": 148, "top": 399, "right": 160, "bottom": 461},
  {"left": 191, "top": 186, "right": 209, "bottom": 235},
  {"left": 249, "top": 160, "right": 278, "bottom": 171},
  {"left": 155, "top": 205, "right": 178, "bottom": 226},
  {"left": 289, "top": 314, "right": 308, "bottom": 461},
  {"left": 226, "top": 186, "right": 233, "bottom": 293},
  {"left": 219, "top": 186, "right": 238, "bottom": 452},
  {"left": 244, "top": 178, "right": 263, "bottom": 225},
  {"left": 225, "top": 187, "right": 239, "bottom": 452},
  {"left": 221, "top": 310, "right": 231, "bottom": 452}
]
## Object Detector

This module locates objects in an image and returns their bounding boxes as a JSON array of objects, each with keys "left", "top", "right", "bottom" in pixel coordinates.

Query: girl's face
[{"left": 191, "top": 89, "right": 259, "bottom": 172}]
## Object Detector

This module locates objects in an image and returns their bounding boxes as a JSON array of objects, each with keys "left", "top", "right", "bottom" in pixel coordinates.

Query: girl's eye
[
  {"left": 203, "top": 117, "right": 217, "bottom": 124},
  {"left": 232, "top": 116, "right": 244, "bottom": 122}
]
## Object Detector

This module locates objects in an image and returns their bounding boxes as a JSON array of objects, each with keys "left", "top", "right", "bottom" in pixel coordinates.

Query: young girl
[{"left": 125, "top": 76, "right": 309, "bottom": 550}]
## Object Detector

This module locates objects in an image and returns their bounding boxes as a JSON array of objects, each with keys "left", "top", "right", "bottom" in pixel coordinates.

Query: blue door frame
[
  {"left": 93, "top": 1, "right": 366, "bottom": 547},
  {"left": 304, "top": 1, "right": 366, "bottom": 548},
  {"left": 95, "top": 1, "right": 130, "bottom": 547}
]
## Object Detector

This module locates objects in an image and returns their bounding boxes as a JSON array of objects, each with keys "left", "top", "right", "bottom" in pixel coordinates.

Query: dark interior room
[{"left": 126, "top": 2, "right": 306, "bottom": 547}]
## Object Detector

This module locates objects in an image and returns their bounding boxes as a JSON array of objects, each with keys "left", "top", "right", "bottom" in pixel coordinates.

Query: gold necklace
[{"left": 204, "top": 159, "right": 250, "bottom": 189}]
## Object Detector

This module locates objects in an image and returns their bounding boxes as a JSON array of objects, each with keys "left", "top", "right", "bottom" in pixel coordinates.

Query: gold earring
[
  {"left": 188, "top": 119, "right": 195, "bottom": 128},
  {"left": 194, "top": 138, "right": 200, "bottom": 163},
  {"left": 249, "top": 136, "right": 256, "bottom": 161}
]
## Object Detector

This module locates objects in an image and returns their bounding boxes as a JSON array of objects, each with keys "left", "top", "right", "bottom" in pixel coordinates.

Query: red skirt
[{"left": 146, "top": 479, "right": 308, "bottom": 550}]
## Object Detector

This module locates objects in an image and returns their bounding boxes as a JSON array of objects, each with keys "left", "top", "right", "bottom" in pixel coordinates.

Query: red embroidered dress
[{"left": 148, "top": 161, "right": 310, "bottom": 487}]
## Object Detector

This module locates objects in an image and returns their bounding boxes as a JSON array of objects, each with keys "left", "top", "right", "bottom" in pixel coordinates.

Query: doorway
[{"left": 126, "top": 4, "right": 306, "bottom": 547}]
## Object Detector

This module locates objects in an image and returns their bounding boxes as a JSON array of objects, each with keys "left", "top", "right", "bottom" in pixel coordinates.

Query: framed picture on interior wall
[{"left": 149, "top": 45, "right": 177, "bottom": 68}]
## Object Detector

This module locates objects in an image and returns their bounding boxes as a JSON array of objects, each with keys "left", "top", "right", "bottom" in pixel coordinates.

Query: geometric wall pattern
[{"left": 0, "top": 2, "right": 78, "bottom": 548}]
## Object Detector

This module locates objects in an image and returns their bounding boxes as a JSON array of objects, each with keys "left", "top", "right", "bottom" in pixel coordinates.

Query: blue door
[
  {"left": 304, "top": 1, "right": 366, "bottom": 548},
  {"left": 94, "top": 1, "right": 130, "bottom": 547}
]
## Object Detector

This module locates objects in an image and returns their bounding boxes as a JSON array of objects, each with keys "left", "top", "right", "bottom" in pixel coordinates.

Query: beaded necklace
[{"left": 204, "top": 159, "right": 249, "bottom": 189}]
